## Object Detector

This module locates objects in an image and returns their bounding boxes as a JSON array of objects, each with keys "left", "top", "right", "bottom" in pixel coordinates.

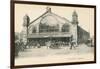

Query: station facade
[{"left": 21, "top": 7, "right": 90, "bottom": 46}]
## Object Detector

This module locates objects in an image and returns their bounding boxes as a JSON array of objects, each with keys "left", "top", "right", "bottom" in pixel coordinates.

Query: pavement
[{"left": 15, "top": 44, "right": 94, "bottom": 65}]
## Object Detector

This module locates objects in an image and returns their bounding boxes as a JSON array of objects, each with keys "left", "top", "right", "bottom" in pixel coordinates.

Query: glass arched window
[
  {"left": 62, "top": 24, "right": 70, "bottom": 32},
  {"left": 39, "top": 23, "right": 48, "bottom": 32},
  {"left": 48, "top": 24, "right": 59, "bottom": 32},
  {"left": 32, "top": 27, "right": 36, "bottom": 33},
  {"left": 39, "top": 15, "right": 59, "bottom": 33},
  {"left": 39, "top": 23, "right": 59, "bottom": 33}
]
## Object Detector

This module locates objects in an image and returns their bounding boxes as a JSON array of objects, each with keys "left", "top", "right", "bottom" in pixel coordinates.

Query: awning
[{"left": 27, "top": 32, "right": 72, "bottom": 38}]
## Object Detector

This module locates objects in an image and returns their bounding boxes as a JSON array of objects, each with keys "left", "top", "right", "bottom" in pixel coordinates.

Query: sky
[{"left": 15, "top": 4, "right": 95, "bottom": 37}]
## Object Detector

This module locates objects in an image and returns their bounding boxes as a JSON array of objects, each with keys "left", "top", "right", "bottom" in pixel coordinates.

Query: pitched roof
[{"left": 29, "top": 8, "right": 72, "bottom": 27}]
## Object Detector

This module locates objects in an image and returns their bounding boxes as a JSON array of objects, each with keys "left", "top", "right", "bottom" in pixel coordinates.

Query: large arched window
[
  {"left": 39, "top": 23, "right": 59, "bottom": 33},
  {"left": 39, "top": 23, "right": 48, "bottom": 32},
  {"left": 39, "top": 15, "right": 59, "bottom": 33},
  {"left": 32, "top": 27, "right": 36, "bottom": 33},
  {"left": 48, "top": 24, "right": 59, "bottom": 32},
  {"left": 62, "top": 24, "right": 70, "bottom": 32}
]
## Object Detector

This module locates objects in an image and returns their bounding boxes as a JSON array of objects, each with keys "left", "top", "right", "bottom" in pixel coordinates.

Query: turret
[
  {"left": 23, "top": 14, "right": 30, "bottom": 35},
  {"left": 72, "top": 11, "right": 78, "bottom": 24},
  {"left": 71, "top": 11, "right": 78, "bottom": 45},
  {"left": 23, "top": 14, "right": 30, "bottom": 27},
  {"left": 22, "top": 14, "right": 30, "bottom": 44}
]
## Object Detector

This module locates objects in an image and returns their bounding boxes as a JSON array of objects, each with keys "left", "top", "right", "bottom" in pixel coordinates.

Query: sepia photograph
[{"left": 11, "top": 1, "right": 96, "bottom": 68}]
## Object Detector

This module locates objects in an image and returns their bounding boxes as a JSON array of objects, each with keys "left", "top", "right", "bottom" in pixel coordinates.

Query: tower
[
  {"left": 23, "top": 14, "right": 30, "bottom": 27},
  {"left": 22, "top": 14, "right": 30, "bottom": 44},
  {"left": 72, "top": 11, "right": 78, "bottom": 24},
  {"left": 71, "top": 11, "right": 78, "bottom": 45}
]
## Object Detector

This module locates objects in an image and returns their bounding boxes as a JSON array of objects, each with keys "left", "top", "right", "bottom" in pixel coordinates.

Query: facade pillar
[
  {"left": 36, "top": 24, "right": 39, "bottom": 33},
  {"left": 59, "top": 24, "right": 62, "bottom": 32}
]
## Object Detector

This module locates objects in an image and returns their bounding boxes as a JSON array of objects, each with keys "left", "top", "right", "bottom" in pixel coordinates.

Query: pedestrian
[
  {"left": 70, "top": 40, "right": 76, "bottom": 50},
  {"left": 37, "top": 43, "right": 41, "bottom": 48},
  {"left": 46, "top": 41, "right": 51, "bottom": 49}
]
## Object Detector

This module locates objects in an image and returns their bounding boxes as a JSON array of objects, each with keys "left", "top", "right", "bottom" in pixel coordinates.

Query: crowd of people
[
  {"left": 15, "top": 36, "right": 78, "bottom": 57},
  {"left": 26, "top": 39, "right": 72, "bottom": 48},
  {"left": 15, "top": 39, "right": 27, "bottom": 57}
]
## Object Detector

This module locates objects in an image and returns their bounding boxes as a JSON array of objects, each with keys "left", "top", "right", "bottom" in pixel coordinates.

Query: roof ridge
[
  {"left": 51, "top": 12, "right": 71, "bottom": 23},
  {"left": 29, "top": 11, "right": 48, "bottom": 26},
  {"left": 29, "top": 10, "right": 71, "bottom": 26}
]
